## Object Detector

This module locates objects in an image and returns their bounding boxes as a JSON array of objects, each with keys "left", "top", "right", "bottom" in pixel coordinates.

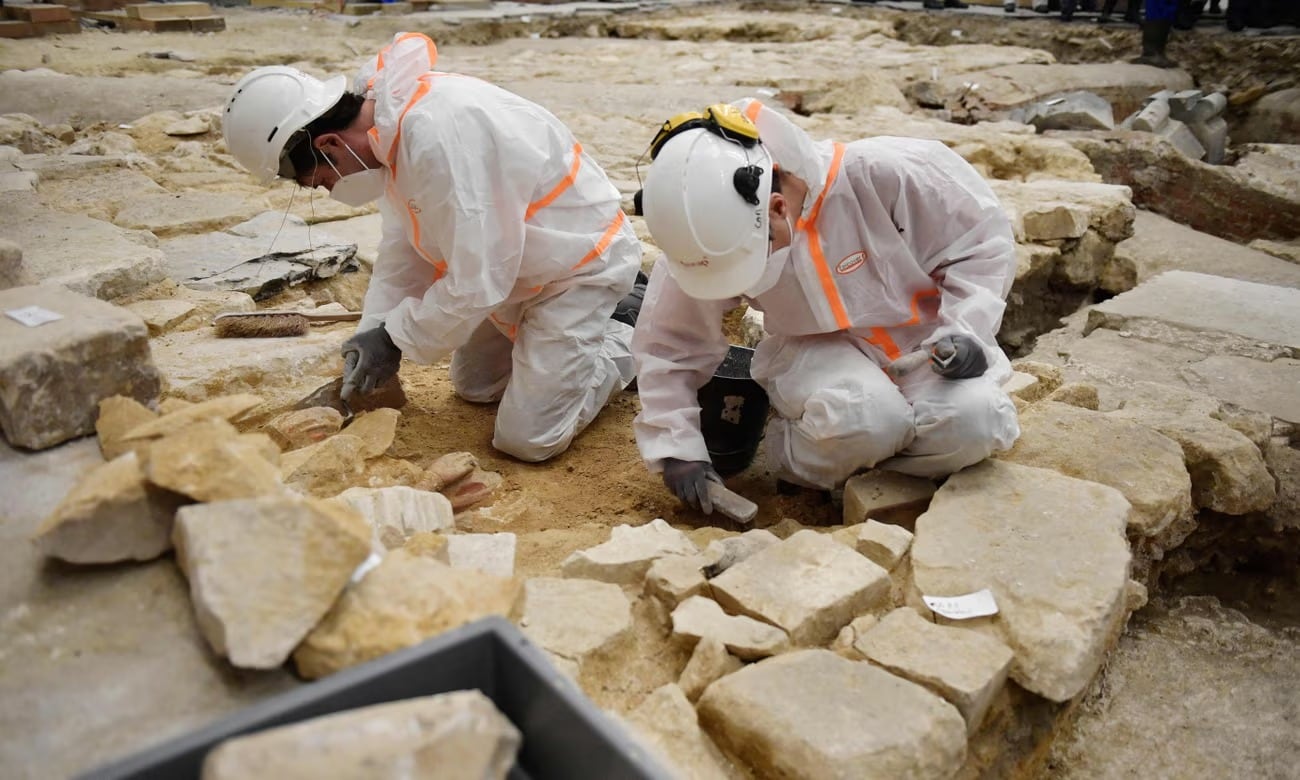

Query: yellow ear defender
[{"left": 647, "top": 103, "right": 760, "bottom": 160}]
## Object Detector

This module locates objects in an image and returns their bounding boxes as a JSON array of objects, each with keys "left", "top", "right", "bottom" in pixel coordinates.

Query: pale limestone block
[
  {"left": 855, "top": 607, "right": 1013, "bottom": 733},
  {"left": 343, "top": 408, "right": 399, "bottom": 459},
  {"left": 173, "top": 495, "right": 371, "bottom": 669},
  {"left": 645, "top": 553, "right": 712, "bottom": 608},
  {"left": 1001, "top": 371, "right": 1039, "bottom": 401},
  {"left": 1045, "top": 382, "right": 1101, "bottom": 410},
  {"left": 280, "top": 435, "right": 367, "bottom": 498},
  {"left": 561, "top": 518, "right": 698, "bottom": 585},
  {"left": 701, "top": 528, "right": 780, "bottom": 578},
  {"left": 0, "top": 285, "right": 160, "bottom": 450},
  {"left": 670, "top": 596, "right": 790, "bottom": 661},
  {"left": 678, "top": 637, "right": 743, "bottom": 703},
  {"left": 709, "top": 530, "right": 891, "bottom": 646},
  {"left": 998, "top": 401, "right": 1192, "bottom": 537},
  {"left": 831, "top": 614, "right": 880, "bottom": 660},
  {"left": 294, "top": 547, "right": 520, "bottom": 680},
  {"left": 835, "top": 520, "right": 914, "bottom": 571},
  {"left": 330, "top": 485, "right": 455, "bottom": 553},
  {"left": 202, "top": 691, "right": 520, "bottom": 780},
  {"left": 842, "top": 472, "right": 937, "bottom": 527},
  {"left": 124, "top": 299, "right": 197, "bottom": 337},
  {"left": 123, "top": 393, "right": 264, "bottom": 441},
  {"left": 263, "top": 407, "right": 344, "bottom": 451},
  {"left": 32, "top": 452, "right": 187, "bottom": 564},
  {"left": 445, "top": 533, "right": 517, "bottom": 578},
  {"left": 146, "top": 420, "right": 284, "bottom": 502},
  {"left": 1021, "top": 202, "right": 1090, "bottom": 241},
  {"left": 95, "top": 394, "right": 157, "bottom": 461},
  {"left": 912, "top": 460, "right": 1132, "bottom": 702},
  {"left": 625, "top": 684, "right": 734, "bottom": 780},
  {"left": 698, "top": 650, "right": 967, "bottom": 780},
  {"left": 1008, "top": 360, "right": 1064, "bottom": 401},
  {"left": 520, "top": 578, "right": 631, "bottom": 667}
]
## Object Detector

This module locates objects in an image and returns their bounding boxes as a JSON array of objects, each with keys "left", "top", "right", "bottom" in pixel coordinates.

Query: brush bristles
[{"left": 214, "top": 313, "right": 310, "bottom": 338}]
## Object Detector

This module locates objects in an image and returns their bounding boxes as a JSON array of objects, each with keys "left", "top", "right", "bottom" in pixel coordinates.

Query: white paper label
[
  {"left": 922, "top": 589, "right": 999, "bottom": 620},
  {"left": 5, "top": 306, "right": 64, "bottom": 328}
]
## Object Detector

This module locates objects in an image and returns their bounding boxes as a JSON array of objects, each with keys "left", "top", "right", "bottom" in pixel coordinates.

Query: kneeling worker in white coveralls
[
  {"left": 221, "top": 32, "right": 644, "bottom": 462},
  {"left": 632, "top": 101, "right": 1021, "bottom": 513}
]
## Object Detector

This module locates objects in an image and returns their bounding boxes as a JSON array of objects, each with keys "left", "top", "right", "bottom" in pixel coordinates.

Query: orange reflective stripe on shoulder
[
  {"left": 526, "top": 142, "right": 582, "bottom": 222},
  {"left": 797, "top": 142, "right": 850, "bottom": 330},
  {"left": 743, "top": 100, "right": 763, "bottom": 122},
  {"left": 571, "top": 210, "right": 626, "bottom": 271},
  {"left": 386, "top": 75, "right": 434, "bottom": 173}
]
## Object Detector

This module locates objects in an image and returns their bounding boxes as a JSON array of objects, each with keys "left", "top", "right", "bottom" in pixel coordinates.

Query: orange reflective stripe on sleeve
[
  {"left": 797, "top": 142, "right": 850, "bottom": 330},
  {"left": 743, "top": 100, "right": 763, "bottom": 122},
  {"left": 525, "top": 142, "right": 582, "bottom": 222},
  {"left": 571, "top": 210, "right": 625, "bottom": 271}
]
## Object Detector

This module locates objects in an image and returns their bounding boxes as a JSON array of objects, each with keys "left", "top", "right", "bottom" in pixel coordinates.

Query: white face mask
[
  {"left": 323, "top": 143, "right": 386, "bottom": 206},
  {"left": 747, "top": 214, "right": 795, "bottom": 298}
]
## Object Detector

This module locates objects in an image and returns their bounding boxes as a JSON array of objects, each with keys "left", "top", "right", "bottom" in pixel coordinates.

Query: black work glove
[
  {"left": 341, "top": 326, "right": 402, "bottom": 402},
  {"left": 930, "top": 334, "right": 989, "bottom": 380},
  {"left": 662, "top": 457, "right": 722, "bottom": 514}
]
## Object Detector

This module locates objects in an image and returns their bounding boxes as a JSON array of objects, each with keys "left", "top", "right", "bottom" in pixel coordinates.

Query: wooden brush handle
[{"left": 301, "top": 312, "right": 363, "bottom": 323}]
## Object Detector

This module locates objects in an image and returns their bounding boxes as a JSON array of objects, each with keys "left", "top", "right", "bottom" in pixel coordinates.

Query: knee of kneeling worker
[
  {"left": 914, "top": 387, "right": 1019, "bottom": 460},
  {"left": 492, "top": 424, "right": 574, "bottom": 463}
]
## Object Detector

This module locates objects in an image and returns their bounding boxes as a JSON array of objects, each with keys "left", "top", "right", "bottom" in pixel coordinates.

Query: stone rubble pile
[
  {"left": 29, "top": 391, "right": 509, "bottom": 676},
  {"left": 1120, "top": 89, "right": 1231, "bottom": 164}
]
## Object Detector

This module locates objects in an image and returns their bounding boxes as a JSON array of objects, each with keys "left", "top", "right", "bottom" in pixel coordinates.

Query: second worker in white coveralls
[
  {"left": 221, "top": 33, "right": 644, "bottom": 462},
  {"left": 633, "top": 101, "right": 1021, "bottom": 513}
]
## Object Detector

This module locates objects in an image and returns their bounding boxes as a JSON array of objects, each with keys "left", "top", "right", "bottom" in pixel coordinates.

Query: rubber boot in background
[{"left": 1132, "top": 18, "right": 1179, "bottom": 67}]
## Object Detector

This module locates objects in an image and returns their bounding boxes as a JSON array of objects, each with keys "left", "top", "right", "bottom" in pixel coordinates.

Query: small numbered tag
[
  {"left": 922, "top": 588, "right": 999, "bottom": 620},
  {"left": 5, "top": 306, "right": 64, "bottom": 328}
]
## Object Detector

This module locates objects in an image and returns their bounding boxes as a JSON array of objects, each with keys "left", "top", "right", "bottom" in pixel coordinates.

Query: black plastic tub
[
  {"left": 698, "top": 345, "right": 770, "bottom": 477},
  {"left": 78, "top": 617, "right": 673, "bottom": 780}
]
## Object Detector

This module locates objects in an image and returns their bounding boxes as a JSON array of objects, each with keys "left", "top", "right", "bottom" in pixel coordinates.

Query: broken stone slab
[
  {"left": 912, "top": 460, "right": 1132, "bottom": 702},
  {"left": 1235, "top": 87, "right": 1300, "bottom": 145},
  {"left": 343, "top": 408, "right": 399, "bottom": 459},
  {"left": 1111, "top": 409, "right": 1277, "bottom": 515},
  {"left": 833, "top": 519, "right": 914, "bottom": 571},
  {"left": 1114, "top": 210, "right": 1300, "bottom": 290},
  {"left": 1020, "top": 90, "right": 1115, "bottom": 132},
  {"left": 31, "top": 451, "right": 188, "bottom": 564},
  {"left": 998, "top": 401, "right": 1192, "bottom": 538},
  {"left": 560, "top": 517, "right": 698, "bottom": 585},
  {"left": 294, "top": 544, "right": 521, "bottom": 679},
  {"left": 1044, "top": 381, "right": 1100, "bottom": 410},
  {"left": 990, "top": 179, "right": 1136, "bottom": 243},
  {"left": 122, "top": 393, "right": 263, "bottom": 441},
  {"left": 935, "top": 62, "right": 1192, "bottom": 121},
  {"left": 95, "top": 394, "right": 157, "bottom": 461},
  {"left": 701, "top": 528, "right": 779, "bottom": 578},
  {"left": 330, "top": 485, "right": 455, "bottom": 552},
  {"left": 671, "top": 595, "right": 790, "bottom": 662},
  {"left": 173, "top": 494, "right": 371, "bottom": 669},
  {"left": 854, "top": 607, "right": 1014, "bottom": 733},
  {"left": 263, "top": 407, "right": 345, "bottom": 451},
  {"left": 113, "top": 191, "right": 263, "bottom": 239},
  {"left": 698, "top": 650, "right": 967, "bottom": 780},
  {"left": 1054, "top": 229, "right": 1116, "bottom": 289},
  {"left": 1086, "top": 271, "right": 1300, "bottom": 360},
  {"left": 150, "top": 325, "right": 351, "bottom": 414},
  {"left": 830, "top": 614, "right": 880, "bottom": 660},
  {"left": 710, "top": 530, "right": 892, "bottom": 646},
  {"left": 163, "top": 116, "right": 210, "bottom": 137},
  {"left": 203, "top": 691, "right": 520, "bottom": 780},
  {"left": 624, "top": 684, "right": 734, "bottom": 780},
  {"left": 645, "top": 552, "right": 713, "bottom": 608},
  {"left": 678, "top": 637, "right": 743, "bottom": 703},
  {"left": 280, "top": 434, "right": 366, "bottom": 498},
  {"left": 124, "top": 299, "right": 198, "bottom": 337},
  {"left": 1008, "top": 359, "right": 1064, "bottom": 402},
  {"left": 160, "top": 212, "right": 360, "bottom": 300},
  {"left": 33, "top": 168, "right": 168, "bottom": 224},
  {"left": 520, "top": 577, "right": 631, "bottom": 668},
  {"left": 0, "top": 285, "right": 161, "bottom": 450},
  {"left": 1069, "top": 135, "right": 1299, "bottom": 245},
  {"left": 0, "top": 199, "right": 167, "bottom": 300},
  {"left": 417, "top": 451, "right": 478, "bottom": 492},
  {"left": 841, "top": 471, "right": 937, "bottom": 529},
  {"left": 445, "top": 533, "right": 517, "bottom": 578},
  {"left": 146, "top": 419, "right": 285, "bottom": 502}
]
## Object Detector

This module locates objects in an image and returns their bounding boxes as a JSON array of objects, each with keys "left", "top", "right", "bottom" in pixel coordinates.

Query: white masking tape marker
[
  {"left": 5, "top": 306, "right": 64, "bottom": 328},
  {"left": 922, "top": 588, "right": 999, "bottom": 620}
]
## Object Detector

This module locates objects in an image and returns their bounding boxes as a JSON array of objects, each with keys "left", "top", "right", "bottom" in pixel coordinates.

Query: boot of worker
[
  {"left": 1123, "top": 0, "right": 1142, "bottom": 22},
  {"left": 612, "top": 271, "right": 648, "bottom": 391},
  {"left": 1061, "top": 0, "right": 1078, "bottom": 20},
  {"left": 1131, "top": 19, "right": 1179, "bottom": 68}
]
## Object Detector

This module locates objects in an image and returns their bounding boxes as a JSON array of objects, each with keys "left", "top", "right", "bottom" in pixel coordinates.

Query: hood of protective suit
[
  {"left": 733, "top": 98, "right": 830, "bottom": 223},
  {"left": 352, "top": 32, "right": 440, "bottom": 167}
]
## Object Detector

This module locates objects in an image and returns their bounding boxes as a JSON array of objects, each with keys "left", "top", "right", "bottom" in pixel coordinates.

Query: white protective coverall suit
[
  {"left": 353, "top": 33, "right": 640, "bottom": 462},
  {"left": 632, "top": 99, "right": 1020, "bottom": 488}
]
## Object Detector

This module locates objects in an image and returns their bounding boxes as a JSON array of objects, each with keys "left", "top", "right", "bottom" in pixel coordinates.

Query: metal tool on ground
[
  {"left": 706, "top": 481, "right": 758, "bottom": 527},
  {"left": 212, "top": 310, "right": 361, "bottom": 338}
]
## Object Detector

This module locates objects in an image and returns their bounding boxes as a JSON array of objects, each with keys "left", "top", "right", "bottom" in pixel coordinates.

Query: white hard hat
[
  {"left": 222, "top": 66, "right": 348, "bottom": 184},
  {"left": 642, "top": 128, "right": 773, "bottom": 301}
]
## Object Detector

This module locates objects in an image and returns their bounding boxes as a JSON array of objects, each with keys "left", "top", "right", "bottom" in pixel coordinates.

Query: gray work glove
[
  {"left": 341, "top": 326, "right": 402, "bottom": 402},
  {"left": 930, "top": 334, "right": 989, "bottom": 380},
  {"left": 662, "top": 457, "right": 722, "bottom": 514}
]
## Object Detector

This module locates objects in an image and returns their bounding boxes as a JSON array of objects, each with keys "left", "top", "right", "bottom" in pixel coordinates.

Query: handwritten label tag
[
  {"left": 5, "top": 306, "right": 64, "bottom": 328},
  {"left": 922, "top": 589, "right": 999, "bottom": 620}
]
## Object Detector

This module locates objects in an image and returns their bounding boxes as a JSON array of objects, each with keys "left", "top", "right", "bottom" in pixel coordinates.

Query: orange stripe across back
[{"left": 526, "top": 143, "right": 582, "bottom": 221}]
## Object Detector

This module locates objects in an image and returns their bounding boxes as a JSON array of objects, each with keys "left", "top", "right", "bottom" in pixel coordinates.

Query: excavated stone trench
[{"left": 1, "top": 3, "right": 1297, "bottom": 778}]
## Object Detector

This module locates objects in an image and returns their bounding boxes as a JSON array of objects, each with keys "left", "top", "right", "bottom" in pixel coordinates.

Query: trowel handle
[
  {"left": 885, "top": 349, "right": 933, "bottom": 380},
  {"left": 706, "top": 481, "right": 758, "bottom": 526}
]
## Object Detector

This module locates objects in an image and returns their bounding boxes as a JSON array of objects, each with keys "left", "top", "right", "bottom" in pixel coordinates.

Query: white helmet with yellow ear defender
[
  {"left": 222, "top": 66, "right": 348, "bottom": 184},
  {"left": 641, "top": 105, "right": 772, "bottom": 301}
]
